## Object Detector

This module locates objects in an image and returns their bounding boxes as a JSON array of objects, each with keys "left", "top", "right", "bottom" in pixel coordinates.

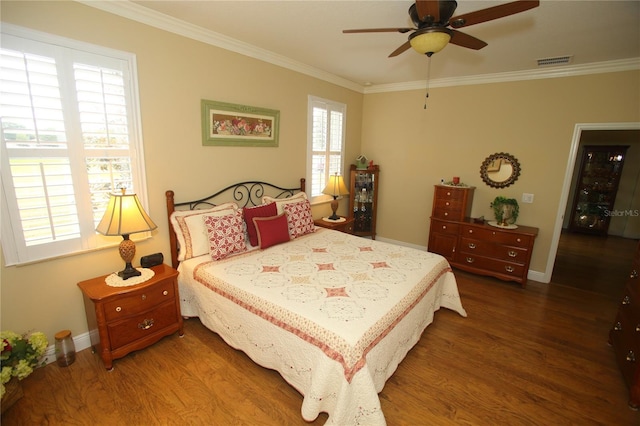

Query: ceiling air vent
[{"left": 537, "top": 56, "right": 573, "bottom": 67}]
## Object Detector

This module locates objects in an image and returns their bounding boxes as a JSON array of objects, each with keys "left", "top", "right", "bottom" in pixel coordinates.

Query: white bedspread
[{"left": 179, "top": 228, "right": 466, "bottom": 425}]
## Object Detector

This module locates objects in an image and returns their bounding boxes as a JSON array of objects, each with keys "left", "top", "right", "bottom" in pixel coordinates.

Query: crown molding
[
  {"left": 78, "top": 1, "right": 639, "bottom": 96},
  {"left": 364, "top": 58, "right": 640, "bottom": 94}
]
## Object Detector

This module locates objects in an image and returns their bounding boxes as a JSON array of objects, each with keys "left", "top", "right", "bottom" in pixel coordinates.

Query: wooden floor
[{"left": 3, "top": 233, "right": 639, "bottom": 425}]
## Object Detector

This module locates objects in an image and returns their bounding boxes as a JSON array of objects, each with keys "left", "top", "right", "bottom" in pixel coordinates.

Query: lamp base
[{"left": 118, "top": 262, "right": 142, "bottom": 280}]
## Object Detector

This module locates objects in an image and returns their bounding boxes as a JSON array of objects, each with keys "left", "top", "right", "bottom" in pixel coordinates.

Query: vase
[{"left": 1, "top": 378, "right": 24, "bottom": 414}]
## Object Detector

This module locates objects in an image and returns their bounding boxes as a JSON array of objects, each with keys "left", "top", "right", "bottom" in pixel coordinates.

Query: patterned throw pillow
[
  {"left": 203, "top": 209, "right": 247, "bottom": 260},
  {"left": 253, "top": 213, "right": 290, "bottom": 249},
  {"left": 243, "top": 202, "right": 277, "bottom": 246},
  {"left": 282, "top": 199, "right": 315, "bottom": 239}
]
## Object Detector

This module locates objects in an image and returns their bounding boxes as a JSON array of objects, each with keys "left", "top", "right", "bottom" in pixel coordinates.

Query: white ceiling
[{"left": 95, "top": 1, "right": 639, "bottom": 91}]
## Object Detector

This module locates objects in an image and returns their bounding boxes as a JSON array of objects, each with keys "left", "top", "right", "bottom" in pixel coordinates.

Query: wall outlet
[{"left": 522, "top": 193, "right": 534, "bottom": 203}]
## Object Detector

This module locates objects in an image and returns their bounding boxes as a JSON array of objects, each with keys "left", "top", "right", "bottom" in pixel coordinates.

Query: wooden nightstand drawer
[
  {"left": 103, "top": 281, "right": 175, "bottom": 321},
  {"left": 315, "top": 217, "right": 354, "bottom": 234},
  {"left": 107, "top": 301, "right": 179, "bottom": 349}
]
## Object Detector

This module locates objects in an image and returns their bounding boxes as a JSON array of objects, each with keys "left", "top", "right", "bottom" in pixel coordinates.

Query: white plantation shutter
[
  {"left": 1, "top": 26, "right": 147, "bottom": 265},
  {"left": 307, "top": 96, "right": 346, "bottom": 200}
]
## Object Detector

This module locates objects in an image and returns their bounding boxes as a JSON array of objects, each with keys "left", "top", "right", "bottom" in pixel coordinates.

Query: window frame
[
  {"left": 0, "top": 24, "right": 149, "bottom": 266},
  {"left": 306, "top": 95, "right": 347, "bottom": 205}
]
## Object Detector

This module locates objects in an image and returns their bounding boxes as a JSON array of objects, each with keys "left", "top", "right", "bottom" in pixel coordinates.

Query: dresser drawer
[
  {"left": 459, "top": 237, "right": 529, "bottom": 264},
  {"left": 107, "top": 301, "right": 179, "bottom": 349},
  {"left": 430, "top": 219, "right": 460, "bottom": 236},
  {"left": 104, "top": 280, "right": 176, "bottom": 321},
  {"left": 434, "top": 186, "right": 466, "bottom": 201},
  {"left": 456, "top": 253, "right": 526, "bottom": 279},
  {"left": 461, "top": 225, "right": 532, "bottom": 248}
]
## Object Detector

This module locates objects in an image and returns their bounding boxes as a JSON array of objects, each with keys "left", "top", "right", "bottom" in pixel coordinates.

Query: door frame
[{"left": 543, "top": 122, "right": 640, "bottom": 284}]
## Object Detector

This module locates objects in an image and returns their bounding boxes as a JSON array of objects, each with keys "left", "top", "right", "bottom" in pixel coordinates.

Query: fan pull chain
[{"left": 424, "top": 55, "right": 432, "bottom": 109}]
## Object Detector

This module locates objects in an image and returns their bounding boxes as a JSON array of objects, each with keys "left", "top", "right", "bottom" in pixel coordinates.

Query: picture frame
[{"left": 201, "top": 99, "right": 279, "bottom": 147}]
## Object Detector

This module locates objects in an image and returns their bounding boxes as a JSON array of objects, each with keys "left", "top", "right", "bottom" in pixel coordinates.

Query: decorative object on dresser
[
  {"left": 609, "top": 240, "right": 640, "bottom": 409},
  {"left": 96, "top": 189, "right": 157, "bottom": 281},
  {"left": 77, "top": 264, "right": 183, "bottom": 370},
  {"left": 348, "top": 164, "right": 379, "bottom": 239},
  {"left": 428, "top": 184, "right": 538, "bottom": 287},
  {"left": 480, "top": 152, "right": 521, "bottom": 188},
  {"left": 489, "top": 196, "right": 520, "bottom": 228},
  {"left": 314, "top": 216, "right": 354, "bottom": 234},
  {"left": 568, "top": 145, "right": 628, "bottom": 235},
  {"left": 321, "top": 173, "right": 349, "bottom": 221}
]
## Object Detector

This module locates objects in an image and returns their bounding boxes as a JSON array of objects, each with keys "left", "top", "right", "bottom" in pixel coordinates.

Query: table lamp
[
  {"left": 322, "top": 173, "right": 349, "bottom": 221},
  {"left": 96, "top": 189, "right": 157, "bottom": 280}
]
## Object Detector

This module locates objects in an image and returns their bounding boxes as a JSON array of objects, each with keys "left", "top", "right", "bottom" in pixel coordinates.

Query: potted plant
[
  {"left": 1, "top": 330, "right": 48, "bottom": 410},
  {"left": 490, "top": 196, "right": 519, "bottom": 226}
]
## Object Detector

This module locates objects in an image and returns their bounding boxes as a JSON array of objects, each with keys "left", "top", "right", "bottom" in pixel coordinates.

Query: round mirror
[{"left": 480, "top": 152, "right": 521, "bottom": 188}]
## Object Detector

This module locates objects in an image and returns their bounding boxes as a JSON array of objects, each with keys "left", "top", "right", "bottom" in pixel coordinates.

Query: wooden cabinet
[
  {"left": 78, "top": 264, "right": 183, "bottom": 370},
  {"left": 453, "top": 220, "right": 538, "bottom": 286},
  {"left": 348, "top": 164, "right": 379, "bottom": 239},
  {"left": 609, "top": 241, "right": 640, "bottom": 409},
  {"left": 314, "top": 216, "right": 354, "bottom": 234},
  {"left": 428, "top": 185, "right": 474, "bottom": 262},
  {"left": 569, "top": 145, "right": 628, "bottom": 235},
  {"left": 428, "top": 185, "right": 538, "bottom": 287}
]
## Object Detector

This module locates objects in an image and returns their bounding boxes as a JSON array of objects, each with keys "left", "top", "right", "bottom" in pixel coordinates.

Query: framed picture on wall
[{"left": 201, "top": 99, "right": 279, "bottom": 147}]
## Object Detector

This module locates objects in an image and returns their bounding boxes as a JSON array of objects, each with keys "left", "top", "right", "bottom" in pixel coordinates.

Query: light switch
[{"left": 522, "top": 193, "right": 534, "bottom": 203}]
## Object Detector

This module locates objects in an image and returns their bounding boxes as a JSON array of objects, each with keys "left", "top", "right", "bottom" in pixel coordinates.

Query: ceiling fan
[{"left": 343, "top": 0, "right": 540, "bottom": 57}]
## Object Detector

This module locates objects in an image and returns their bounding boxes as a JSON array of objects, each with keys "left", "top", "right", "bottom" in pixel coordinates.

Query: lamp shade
[
  {"left": 322, "top": 174, "right": 349, "bottom": 197},
  {"left": 96, "top": 191, "right": 157, "bottom": 236},
  {"left": 409, "top": 28, "right": 452, "bottom": 56}
]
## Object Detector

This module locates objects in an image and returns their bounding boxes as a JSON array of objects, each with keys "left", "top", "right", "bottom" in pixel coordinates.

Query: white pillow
[
  {"left": 170, "top": 202, "right": 238, "bottom": 261},
  {"left": 262, "top": 192, "right": 308, "bottom": 214}
]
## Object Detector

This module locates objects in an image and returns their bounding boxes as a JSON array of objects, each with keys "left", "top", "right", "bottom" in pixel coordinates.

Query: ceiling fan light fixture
[{"left": 409, "top": 28, "right": 452, "bottom": 56}]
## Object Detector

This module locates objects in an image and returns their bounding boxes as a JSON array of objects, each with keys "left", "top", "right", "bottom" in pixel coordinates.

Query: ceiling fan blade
[
  {"left": 449, "top": 0, "right": 539, "bottom": 29},
  {"left": 415, "top": 0, "right": 440, "bottom": 23},
  {"left": 389, "top": 41, "right": 412, "bottom": 58},
  {"left": 343, "top": 28, "right": 413, "bottom": 34},
  {"left": 449, "top": 29, "right": 488, "bottom": 50}
]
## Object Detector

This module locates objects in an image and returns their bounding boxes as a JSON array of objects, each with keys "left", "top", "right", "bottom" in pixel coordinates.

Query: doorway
[{"left": 546, "top": 123, "right": 640, "bottom": 291}]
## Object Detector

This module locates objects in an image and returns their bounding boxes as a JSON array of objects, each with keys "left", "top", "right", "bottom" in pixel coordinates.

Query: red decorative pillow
[
  {"left": 282, "top": 199, "right": 315, "bottom": 239},
  {"left": 243, "top": 202, "right": 277, "bottom": 246},
  {"left": 253, "top": 213, "right": 290, "bottom": 249},
  {"left": 203, "top": 209, "right": 247, "bottom": 260}
]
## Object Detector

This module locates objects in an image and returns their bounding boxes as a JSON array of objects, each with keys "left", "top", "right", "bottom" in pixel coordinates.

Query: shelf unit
[
  {"left": 569, "top": 145, "right": 628, "bottom": 235},
  {"left": 348, "top": 164, "right": 379, "bottom": 239}
]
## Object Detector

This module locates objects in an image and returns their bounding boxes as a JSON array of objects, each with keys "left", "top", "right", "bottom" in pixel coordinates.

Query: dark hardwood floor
[{"left": 3, "top": 232, "right": 639, "bottom": 425}]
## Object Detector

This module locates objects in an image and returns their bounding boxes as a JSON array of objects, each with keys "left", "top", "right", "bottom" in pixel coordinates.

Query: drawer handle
[
  {"left": 631, "top": 269, "right": 638, "bottom": 279},
  {"left": 141, "top": 294, "right": 147, "bottom": 301},
  {"left": 446, "top": 192, "right": 451, "bottom": 196},
  {"left": 163, "top": 290, "right": 168, "bottom": 296},
  {"left": 622, "top": 295, "right": 631, "bottom": 305},
  {"left": 517, "top": 238, "right": 522, "bottom": 243},
  {"left": 138, "top": 318, "right": 155, "bottom": 330},
  {"left": 508, "top": 250, "right": 518, "bottom": 258},
  {"left": 445, "top": 202, "right": 450, "bottom": 206},
  {"left": 468, "top": 229, "right": 473, "bottom": 234},
  {"left": 468, "top": 243, "right": 476, "bottom": 249},
  {"left": 505, "top": 265, "right": 515, "bottom": 273},
  {"left": 614, "top": 322, "right": 622, "bottom": 331},
  {"left": 115, "top": 306, "right": 122, "bottom": 312},
  {"left": 626, "top": 351, "right": 636, "bottom": 363},
  {"left": 442, "top": 225, "right": 447, "bottom": 230},
  {"left": 444, "top": 212, "right": 449, "bottom": 216},
  {"left": 636, "top": 324, "right": 640, "bottom": 332},
  {"left": 465, "top": 257, "right": 474, "bottom": 264}
]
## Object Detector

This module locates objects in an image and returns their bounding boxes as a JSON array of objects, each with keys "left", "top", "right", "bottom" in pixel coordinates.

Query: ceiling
[{"left": 100, "top": 1, "right": 639, "bottom": 91}]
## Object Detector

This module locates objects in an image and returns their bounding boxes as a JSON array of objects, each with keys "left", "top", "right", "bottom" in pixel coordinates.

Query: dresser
[
  {"left": 428, "top": 184, "right": 538, "bottom": 287},
  {"left": 78, "top": 264, "right": 183, "bottom": 370},
  {"left": 609, "top": 241, "right": 640, "bottom": 409},
  {"left": 428, "top": 185, "right": 474, "bottom": 262}
]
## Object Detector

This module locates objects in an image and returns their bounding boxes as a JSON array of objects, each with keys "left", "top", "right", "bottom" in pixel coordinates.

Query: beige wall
[
  {"left": 0, "top": 1, "right": 362, "bottom": 341},
  {"left": 1, "top": 1, "right": 639, "bottom": 347},
  {"left": 361, "top": 73, "right": 640, "bottom": 275}
]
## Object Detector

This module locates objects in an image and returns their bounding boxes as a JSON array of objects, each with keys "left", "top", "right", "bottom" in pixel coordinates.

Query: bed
[{"left": 165, "top": 179, "right": 467, "bottom": 425}]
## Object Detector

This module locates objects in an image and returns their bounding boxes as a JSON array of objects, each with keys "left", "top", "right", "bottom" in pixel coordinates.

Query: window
[
  {"left": 307, "top": 96, "right": 346, "bottom": 202},
  {"left": 1, "top": 25, "right": 147, "bottom": 266}
]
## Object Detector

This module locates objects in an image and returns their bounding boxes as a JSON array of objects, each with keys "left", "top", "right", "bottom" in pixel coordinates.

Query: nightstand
[
  {"left": 314, "top": 216, "right": 354, "bottom": 234},
  {"left": 78, "top": 264, "right": 183, "bottom": 370}
]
